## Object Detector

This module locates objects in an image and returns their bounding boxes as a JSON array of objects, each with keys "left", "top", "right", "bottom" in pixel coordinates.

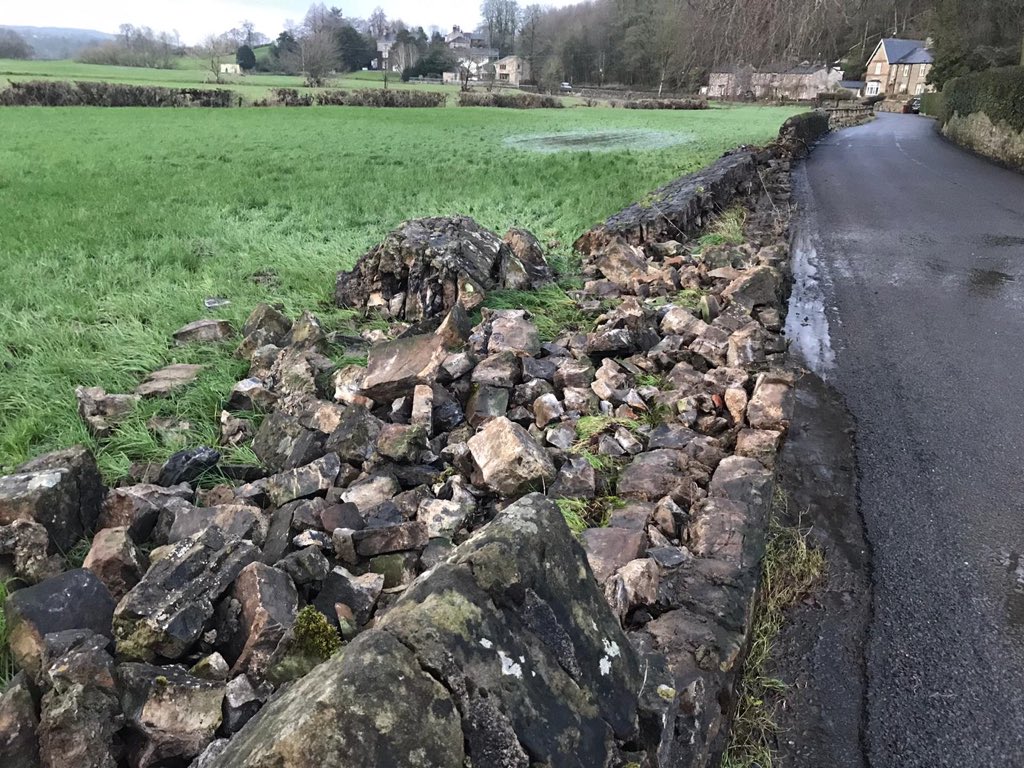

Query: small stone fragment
[
  {"left": 82, "top": 527, "right": 147, "bottom": 600},
  {"left": 173, "top": 318, "right": 234, "bottom": 345},
  {"left": 136, "top": 364, "right": 204, "bottom": 398}
]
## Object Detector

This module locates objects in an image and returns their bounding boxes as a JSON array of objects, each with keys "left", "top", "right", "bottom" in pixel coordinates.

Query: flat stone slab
[{"left": 136, "top": 364, "right": 204, "bottom": 398}]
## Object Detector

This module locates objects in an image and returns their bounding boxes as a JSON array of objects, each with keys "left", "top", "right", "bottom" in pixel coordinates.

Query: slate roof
[
  {"left": 882, "top": 38, "right": 933, "bottom": 65},
  {"left": 840, "top": 80, "right": 865, "bottom": 89}
]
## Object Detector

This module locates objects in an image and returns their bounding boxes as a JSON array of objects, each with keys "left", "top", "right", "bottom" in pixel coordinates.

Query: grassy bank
[{"left": 0, "top": 104, "right": 799, "bottom": 477}]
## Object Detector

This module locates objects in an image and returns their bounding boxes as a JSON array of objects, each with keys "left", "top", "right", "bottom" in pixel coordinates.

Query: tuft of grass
[
  {"left": 698, "top": 205, "right": 748, "bottom": 247},
  {"left": 62, "top": 538, "right": 93, "bottom": 569},
  {"left": 721, "top": 488, "right": 826, "bottom": 768},
  {"left": 484, "top": 284, "right": 586, "bottom": 342},
  {"left": 556, "top": 496, "right": 623, "bottom": 535}
]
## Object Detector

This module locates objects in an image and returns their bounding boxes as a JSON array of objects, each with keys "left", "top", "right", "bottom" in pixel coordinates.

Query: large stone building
[
  {"left": 706, "top": 63, "right": 842, "bottom": 101},
  {"left": 863, "top": 38, "right": 934, "bottom": 97}
]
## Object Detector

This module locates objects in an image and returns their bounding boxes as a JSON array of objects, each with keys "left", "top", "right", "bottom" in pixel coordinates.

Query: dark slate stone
[{"left": 157, "top": 447, "right": 221, "bottom": 487}]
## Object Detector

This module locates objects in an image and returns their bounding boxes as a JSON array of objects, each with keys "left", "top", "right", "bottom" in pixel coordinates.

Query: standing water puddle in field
[{"left": 504, "top": 129, "right": 693, "bottom": 153}]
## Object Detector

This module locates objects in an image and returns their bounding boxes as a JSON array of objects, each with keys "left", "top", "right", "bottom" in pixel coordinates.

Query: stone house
[
  {"left": 493, "top": 55, "right": 530, "bottom": 86},
  {"left": 863, "top": 38, "right": 934, "bottom": 97},
  {"left": 707, "top": 63, "right": 842, "bottom": 101},
  {"left": 444, "top": 25, "right": 497, "bottom": 80}
]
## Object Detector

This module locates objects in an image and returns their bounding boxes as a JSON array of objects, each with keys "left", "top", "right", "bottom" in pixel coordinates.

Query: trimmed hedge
[
  {"left": 622, "top": 98, "right": 707, "bottom": 110},
  {"left": 458, "top": 91, "right": 564, "bottom": 109},
  {"left": 259, "top": 88, "right": 447, "bottom": 108},
  {"left": 0, "top": 80, "right": 236, "bottom": 107},
  {"left": 943, "top": 66, "right": 1024, "bottom": 132},
  {"left": 315, "top": 89, "right": 446, "bottom": 107},
  {"left": 920, "top": 91, "right": 946, "bottom": 118}
]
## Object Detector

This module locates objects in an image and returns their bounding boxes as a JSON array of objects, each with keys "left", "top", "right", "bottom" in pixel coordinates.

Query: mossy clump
[{"left": 293, "top": 606, "right": 342, "bottom": 660}]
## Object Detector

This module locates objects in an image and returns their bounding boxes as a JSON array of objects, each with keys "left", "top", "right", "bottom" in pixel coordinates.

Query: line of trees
[
  {"left": 77, "top": 24, "right": 184, "bottom": 69},
  {"left": 468, "top": 0, "right": 1022, "bottom": 93},
  {"left": 0, "top": 29, "right": 34, "bottom": 60}
]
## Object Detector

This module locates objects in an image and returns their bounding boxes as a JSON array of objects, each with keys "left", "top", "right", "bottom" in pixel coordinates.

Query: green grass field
[
  {"left": 0, "top": 58, "right": 463, "bottom": 101},
  {"left": 0, "top": 102, "right": 798, "bottom": 478}
]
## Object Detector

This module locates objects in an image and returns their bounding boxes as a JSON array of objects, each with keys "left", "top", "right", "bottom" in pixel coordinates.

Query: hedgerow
[
  {"left": 0, "top": 80, "right": 236, "bottom": 107},
  {"left": 943, "top": 66, "right": 1024, "bottom": 132}
]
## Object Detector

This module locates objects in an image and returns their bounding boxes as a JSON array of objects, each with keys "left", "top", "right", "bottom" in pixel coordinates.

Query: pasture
[{"left": 0, "top": 101, "right": 799, "bottom": 477}]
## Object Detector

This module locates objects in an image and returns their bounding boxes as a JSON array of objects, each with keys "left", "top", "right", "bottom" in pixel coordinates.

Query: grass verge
[{"left": 721, "top": 488, "right": 826, "bottom": 768}]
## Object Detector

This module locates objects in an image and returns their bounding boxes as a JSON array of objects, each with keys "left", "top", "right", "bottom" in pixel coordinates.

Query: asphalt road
[{"left": 791, "top": 113, "right": 1024, "bottom": 767}]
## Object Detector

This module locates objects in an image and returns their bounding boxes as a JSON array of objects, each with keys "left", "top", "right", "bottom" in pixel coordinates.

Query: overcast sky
[{"left": 2, "top": 0, "right": 515, "bottom": 44}]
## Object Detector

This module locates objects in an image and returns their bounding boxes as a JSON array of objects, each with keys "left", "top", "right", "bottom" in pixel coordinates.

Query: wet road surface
[{"left": 790, "top": 113, "right": 1024, "bottom": 767}]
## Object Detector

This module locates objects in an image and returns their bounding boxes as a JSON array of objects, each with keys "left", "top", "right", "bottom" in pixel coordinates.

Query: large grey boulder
[
  {"left": 335, "top": 215, "right": 549, "bottom": 322},
  {"left": 203, "top": 494, "right": 646, "bottom": 768},
  {"left": 113, "top": 528, "right": 259, "bottom": 661}
]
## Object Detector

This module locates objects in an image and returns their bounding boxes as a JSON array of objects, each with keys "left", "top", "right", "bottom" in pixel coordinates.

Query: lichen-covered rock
[
  {"left": 1, "top": 446, "right": 103, "bottom": 553},
  {"left": 113, "top": 528, "right": 259, "bottom": 661},
  {"left": 617, "top": 449, "right": 710, "bottom": 505},
  {"left": 37, "top": 632, "right": 122, "bottom": 768},
  {"left": 119, "top": 662, "right": 225, "bottom": 767},
  {"left": 335, "top": 215, "right": 549, "bottom": 322},
  {"left": 204, "top": 494, "right": 642, "bottom": 768},
  {"left": 467, "top": 417, "right": 556, "bottom": 496},
  {"left": 0, "top": 520, "right": 63, "bottom": 584},
  {"left": 0, "top": 672, "right": 39, "bottom": 768}
]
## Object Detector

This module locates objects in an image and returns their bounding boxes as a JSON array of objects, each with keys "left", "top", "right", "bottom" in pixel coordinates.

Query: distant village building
[
  {"left": 492, "top": 55, "right": 530, "bottom": 86},
  {"left": 863, "top": 38, "right": 934, "bottom": 97},
  {"left": 707, "top": 63, "right": 842, "bottom": 101},
  {"left": 219, "top": 63, "right": 241, "bottom": 75},
  {"left": 444, "top": 25, "right": 498, "bottom": 81}
]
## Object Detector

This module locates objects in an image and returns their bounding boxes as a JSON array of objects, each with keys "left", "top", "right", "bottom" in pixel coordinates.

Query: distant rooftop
[{"left": 882, "top": 38, "right": 934, "bottom": 65}]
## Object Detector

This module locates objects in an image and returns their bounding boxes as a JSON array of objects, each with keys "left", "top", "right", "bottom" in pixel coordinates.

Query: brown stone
[
  {"left": 83, "top": 527, "right": 147, "bottom": 600},
  {"left": 604, "top": 558, "right": 659, "bottom": 622},
  {"left": 580, "top": 527, "right": 646, "bottom": 584},
  {"left": 227, "top": 562, "right": 298, "bottom": 678},
  {"left": 467, "top": 417, "right": 557, "bottom": 496},
  {"left": 735, "top": 428, "right": 782, "bottom": 469},
  {"left": 352, "top": 521, "right": 428, "bottom": 557},
  {"left": 0, "top": 520, "right": 63, "bottom": 584},
  {"left": 747, "top": 372, "right": 793, "bottom": 431}
]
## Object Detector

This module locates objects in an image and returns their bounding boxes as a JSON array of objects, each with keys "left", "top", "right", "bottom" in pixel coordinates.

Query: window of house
[
  {"left": 866, "top": 81, "right": 880, "bottom": 96},
  {"left": 915, "top": 82, "right": 924, "bottom": 95},
  {"left": 903, "top": 65, "right": 910, "bottom": 77},
  {"left": 875, "top": 62, "right": 883, "bottom": 75}
]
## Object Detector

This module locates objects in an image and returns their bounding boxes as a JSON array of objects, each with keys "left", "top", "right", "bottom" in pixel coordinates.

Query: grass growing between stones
[
  {"left": 556, "top": 497, "right": 622, "bottom": 535},
  {"left": 0, "top": 104, "right": 799, "bottom": 477},
  {"left": 698, "top": 205, "right": 748, "bottom": 248},
  {"left": 484, "top": 284, "right": 587, "bottom": 341},
  {"left": 721, "top": 489, "right": 826, "bottom": 768}
]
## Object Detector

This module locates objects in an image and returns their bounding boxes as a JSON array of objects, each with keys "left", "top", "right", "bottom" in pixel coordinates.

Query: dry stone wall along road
[{"left": 792, "top": 112, "right": 1024, "bottom": 767}]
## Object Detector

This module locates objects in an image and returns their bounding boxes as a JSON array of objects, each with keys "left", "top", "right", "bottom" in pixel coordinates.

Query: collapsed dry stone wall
[{"left": 0, "top": 114, "right": 828, "bottom": 768}]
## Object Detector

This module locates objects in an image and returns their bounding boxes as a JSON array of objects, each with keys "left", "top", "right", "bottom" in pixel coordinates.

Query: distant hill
[{"left": 0, "top": 25, "right": 115, "bottom": 60}]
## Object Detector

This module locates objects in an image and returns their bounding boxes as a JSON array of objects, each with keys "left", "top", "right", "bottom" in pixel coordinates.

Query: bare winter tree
[
  {"left": 301, "top": 28, "right": 340, "bottom": 85},
  {"left": 369, "top": 7, "right": 389, "bottom": 40},
  {"left": 199, "top": 34, "right": 233, "bottom": 82}
]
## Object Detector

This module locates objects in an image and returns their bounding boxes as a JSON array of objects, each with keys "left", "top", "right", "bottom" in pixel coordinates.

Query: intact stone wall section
[{"left": 944, "top": 111, "right": 1024, "bottom": 173}]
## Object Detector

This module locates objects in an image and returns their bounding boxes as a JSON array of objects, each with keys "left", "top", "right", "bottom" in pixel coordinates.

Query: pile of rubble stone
[{"left": 0, "top": 123, "right": 810, "bottom": 768}]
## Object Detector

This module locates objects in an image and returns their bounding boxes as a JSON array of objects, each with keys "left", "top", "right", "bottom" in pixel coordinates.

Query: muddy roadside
[{"left": 769, "top": 368, "right": 871, "bottom": 768}]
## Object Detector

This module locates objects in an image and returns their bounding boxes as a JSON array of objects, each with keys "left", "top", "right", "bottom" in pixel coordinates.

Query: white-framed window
[
  {"left": 866, "top": 81, "right": 880, "bottom": 96},
  {"left": 903, "top": 65, "right": 910, "bottom": 78},
  {"left": 915, "top": 82, "right": 925, "bottom": 95},
  {"left": 875, "top": 62, "right": 883, "bottom": 75}
]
